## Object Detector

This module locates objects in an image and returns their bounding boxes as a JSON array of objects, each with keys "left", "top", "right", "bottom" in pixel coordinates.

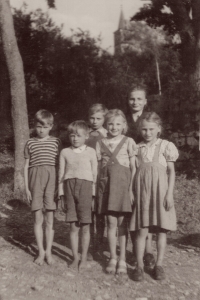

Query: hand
[
  {"left": 26, "top": 189, "right": 32, "bottom": 204},
  {"left": 163, "top": 192, "right": 174, "bottom": 211},
  {"left": 60, "top": 195, "right": 66, "bottom": 212},
  {"left": 129, "top": 188, "right": 134, "bottom": 206}
]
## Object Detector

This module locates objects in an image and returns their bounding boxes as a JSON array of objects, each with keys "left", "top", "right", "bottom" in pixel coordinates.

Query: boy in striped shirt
[{"left": 24, "top": 110, "right": 61, "bottom": 266}]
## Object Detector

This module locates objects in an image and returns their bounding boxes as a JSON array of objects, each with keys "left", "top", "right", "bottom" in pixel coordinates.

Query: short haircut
[
  {"left": 34, "top": 109, "right": 54, "bottom": 125},
  {"left": 88, "top": 103, "right": 108, "bottom": 117},
  {"left": 68, "top": 120, "right": 89, "bottom": 135},
  {"left": 129, "top": 83, "right": 147, "bottom": 98},
  {"left": 138, "top": 111, "right": 162, "bottom": 136},
  {"left": 104, "top": 109, "right": 128, "bottom": 134}
]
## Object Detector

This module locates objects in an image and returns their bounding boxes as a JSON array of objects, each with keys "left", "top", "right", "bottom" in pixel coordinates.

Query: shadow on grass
[
  {"left": 168, "top": 233, "right": 200, "bottom": 249},
  {"left": 0, "top": 199, "right": 73, "bottom": 265}
]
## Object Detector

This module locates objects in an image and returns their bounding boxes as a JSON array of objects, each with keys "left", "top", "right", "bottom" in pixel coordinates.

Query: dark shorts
[
  {"left": 29, "top": 165, "right": 56, "bottom": 211},
  {"left": 63, "top": 179, "right": 93, "bottom": 223}
]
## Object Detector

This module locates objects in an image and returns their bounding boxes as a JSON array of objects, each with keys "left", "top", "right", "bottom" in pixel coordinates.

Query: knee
[
  {"left": 81, "top": 224, "right": 90, "bottom": 235},
  {"left": 108, "top": 220, "right": 117, "bottom": 230},
  {"left": 46, "top": 217, "right": 53, "bottom": 228}
]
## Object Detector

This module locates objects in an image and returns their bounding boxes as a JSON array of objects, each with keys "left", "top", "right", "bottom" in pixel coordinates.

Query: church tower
[{"left": 114, "top": 8, "right": 130, "bottom": 55}]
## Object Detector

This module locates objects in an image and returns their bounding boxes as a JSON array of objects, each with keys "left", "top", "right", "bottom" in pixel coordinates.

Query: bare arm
[
  {"left": 91, "top": 150, "right": 98, "bottom": 196},
  {"left": 163, "top": 161, "right": 175, "bottom": 211},
  {"left": 58, "top": 150, "right": 65, "bottom": 197},
  {"left": 129, "top": 155, "right": 136, "bottom": 205},
  {"left": 24, "top": 158, "right": 32, "bottom": 204}
]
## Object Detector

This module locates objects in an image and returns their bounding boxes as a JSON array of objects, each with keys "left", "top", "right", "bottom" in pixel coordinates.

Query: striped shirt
[{"left": 24, "top": 136, "right": 61, "bottom": 168}]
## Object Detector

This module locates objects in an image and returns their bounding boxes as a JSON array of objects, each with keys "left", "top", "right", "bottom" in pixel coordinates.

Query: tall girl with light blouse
[{"left": 130, "top": 112, "right": 179, "bottom": 281}]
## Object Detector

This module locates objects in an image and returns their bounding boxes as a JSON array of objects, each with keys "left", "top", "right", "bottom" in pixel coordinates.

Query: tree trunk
[
  {"left": 155, "top": 57, "right": 161, "bottom": 95},
  {"left": 0, "top": 0, "right": 29, "bottom": 199}
]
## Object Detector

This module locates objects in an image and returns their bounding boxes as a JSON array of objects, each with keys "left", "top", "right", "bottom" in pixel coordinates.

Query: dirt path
[{"left": 0, "top": 200, "right": 200, "bottom": 300}]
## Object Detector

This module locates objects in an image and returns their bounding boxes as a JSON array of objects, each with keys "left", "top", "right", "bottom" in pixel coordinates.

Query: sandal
[
  {"left": 116, "top": 260, "right": 127, "bottom": 275},
  {"left": 106, "top": 258, "right": 117, "bottom": 274}
]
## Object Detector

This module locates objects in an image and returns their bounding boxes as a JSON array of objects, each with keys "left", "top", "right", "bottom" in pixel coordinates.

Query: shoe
[
  {"left": 106, "top": 258, "right": 117, "bottom": 274},
  {"left": 143, "top": 253, "right": 155, "bottom": 268},
  {"left": 87, "top": 252, "right": 93, "bottom": 261},
  {"left": 154, "top": 265, "right": 165, "bottom": 280},
  {"left": 116, "top": 260, "right": 127, "bottom": 275},
  {"left": 132, "top": 267, "right": 144, "bottom": 281}
]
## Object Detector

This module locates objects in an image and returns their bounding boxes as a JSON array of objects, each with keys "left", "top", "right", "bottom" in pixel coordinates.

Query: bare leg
[
  {"left": 79, "top": 223, "right": 90, "bottom": 271},
  {"left": 118, "top": 215, "right": 127, "bottom": 262},
  {"left": 69, "top": 222, "right": 80, "bottom": 270},
  {"left": 107, "top": 215, "right": 117, "bottom": 260},
  {"left": 45, "top": 210, "right": 55, "bottom": 265},
  {"left": 156, "top": 232, "right": 167, "bottom": 266},
  {"left": 34, "top": 209, "right": 45, "bottom": 265},
  {"left": 136, "top": 228, "right": 149, "bottom": 269}
]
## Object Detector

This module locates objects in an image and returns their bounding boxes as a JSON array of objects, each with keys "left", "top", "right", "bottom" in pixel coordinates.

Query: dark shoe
[
  {"left": 154, "top": 265, "right": 165, "bottom": 280},
  {"left": 143, "top": 253, "right": 155, "bottom": 268},
  {"left": 132, "top": 267, "right": 144, "bottom": 281}
]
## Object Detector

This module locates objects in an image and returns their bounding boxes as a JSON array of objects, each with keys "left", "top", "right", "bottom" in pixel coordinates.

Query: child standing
[
  {"left": 59, "top": 120, "right": 97, "bottom": 271},
  {"left": 130, "top": 112, "right": 179, "bottom": 281},
  {"left": 86, "top": 104, "right": 108, "bottom": 256},
  {"left": 24, "top": 109, "right": 61, "bottom": 265},
  {"left": 96, "top": 109, "right": 136, "bottom": 274}
]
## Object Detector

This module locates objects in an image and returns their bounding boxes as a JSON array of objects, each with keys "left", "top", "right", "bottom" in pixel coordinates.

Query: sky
[{"left": 10, "top": 0, "right": 145, "bottom": 53}]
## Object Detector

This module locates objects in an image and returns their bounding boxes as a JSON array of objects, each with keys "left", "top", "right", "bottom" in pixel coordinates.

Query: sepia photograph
[{"left": 0, "top": 0, "right": 200, "bottom": 299}]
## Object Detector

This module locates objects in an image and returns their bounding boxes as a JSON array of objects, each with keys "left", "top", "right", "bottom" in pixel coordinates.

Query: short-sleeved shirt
[
  {"left": 96, "top": 136, "right": 137, "bottom": 168},
  {"left": 136, "top": 138, "right": 179, "bottom": 167},
  {"left": 24, "top": 136, "right": 61, "bottom": 167}
]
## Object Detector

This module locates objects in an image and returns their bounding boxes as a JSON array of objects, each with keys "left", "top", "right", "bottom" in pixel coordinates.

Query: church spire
[{"left": 118, "top": 6, "right": 126, "bottom": 29}]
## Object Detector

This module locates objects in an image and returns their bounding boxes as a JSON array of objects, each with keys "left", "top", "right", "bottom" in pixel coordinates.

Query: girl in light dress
[{"left": 130, "top": 112, "right": 179, "bottom": 281}]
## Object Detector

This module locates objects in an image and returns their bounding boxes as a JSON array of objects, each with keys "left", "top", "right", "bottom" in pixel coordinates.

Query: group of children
[{"left": 24, "top": 86, "right": 179, "bottom": 282}]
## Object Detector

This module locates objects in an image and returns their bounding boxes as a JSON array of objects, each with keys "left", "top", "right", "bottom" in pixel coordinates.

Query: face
[
  {"left": 107, "top": 116, "right": 126, "bottom": 137},
  {"left": 140, "top": 120, "right": 161, "bottom": 144},
  {"left": 89, "top": 112, "right": 105, "bottom": 130},
  {"left": 69, "top": 128, "right": 88, "bottom": 148},
  {"left": 128, "top": 90, "right": 147, "bottom": 113},
  {"left": 35, "top": 122, "right": 52, "bottom": 139}
]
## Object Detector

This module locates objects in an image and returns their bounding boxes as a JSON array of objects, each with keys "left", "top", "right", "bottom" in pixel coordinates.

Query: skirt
[
  {"left": 129, "top": 162, "right": 176, "bottom": 231},
  {"left": 97, "top": 163, "right": 132, "bottom": 214}
]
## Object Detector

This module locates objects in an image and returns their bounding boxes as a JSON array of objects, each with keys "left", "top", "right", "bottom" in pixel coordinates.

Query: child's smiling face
[
  {"left": 89, "top": 112, "right": 105, "bottom": 130},
  {"left": 107, "top": 116, "right": 126, "bottom": 138},
  {"left": 69, "top": 128, "right": 88, "bottom": 148},
  {"left": 140, "top": 120, "right": 161, "bottom": 144}
]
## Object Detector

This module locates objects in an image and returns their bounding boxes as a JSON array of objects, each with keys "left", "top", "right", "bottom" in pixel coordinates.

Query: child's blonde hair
[
  {"left": 104, "top": 109, "right": 128, "bottom": 134},
  {"left": 88, "top": 103, "right": 108, "bottom": 117},
  {"left": 138, "top": 111, "right": 162, "bottom": 137},
  {"left": 68, "top": 120, "right": 89, "bottom": 135},
  {"left": 34, "top": 109, "right": 54, "bottom": 125}
]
